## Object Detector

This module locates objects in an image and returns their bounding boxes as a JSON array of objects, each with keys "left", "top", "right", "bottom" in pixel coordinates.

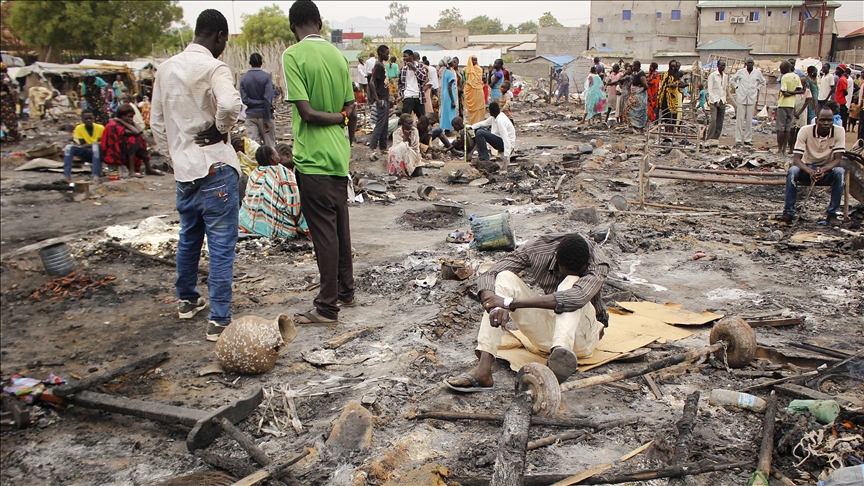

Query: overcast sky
[{"left": 178, "top": 0, "right": 862, "bottom": 34}]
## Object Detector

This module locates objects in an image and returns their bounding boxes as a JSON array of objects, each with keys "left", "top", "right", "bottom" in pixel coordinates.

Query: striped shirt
[
  {"left": 478, "top": 233, "right": 610, "bottom": 326},
  {"left": 238, "top": 165, "right": 308, "bottom": 239},
  {"left": 793, "top": 124, "right": 845, "bottom": 167}
]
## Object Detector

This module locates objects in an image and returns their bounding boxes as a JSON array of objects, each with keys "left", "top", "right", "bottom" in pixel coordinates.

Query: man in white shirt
[
  {"left": 730, "top": 57, "right": 766, "bottom": 146},
  {"left": 364, "top": 52, "right": 376, "bottom": 98},
  {"left": 705, "top": 60, "right": 728, "bottom": 140},
  {"left": 398, "top": 49, "right": 427, "bottom": 117},
  {"left": 150, "top": 9, "right": 242, "bottom": 342},
  {"left": 817, "top": 62, "right": 834, "bottom": 110},
  {"left": 471, "top": 101, "right": 515, "bottom": 168}
]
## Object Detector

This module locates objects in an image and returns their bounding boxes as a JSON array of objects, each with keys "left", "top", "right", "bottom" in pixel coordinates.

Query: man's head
[
  {"left": 788, "top": 58, "right": 796, "bottom": 70},
  {"left": 402, "top": 49, "right": 413, "bottom": 64},
  {"left": 821, "top": 63, "right": 830, "bottom": 74},
  {"left": 488, "top": 101, "right": 500, "bottom": 117},
  {"left": 669, "top": 60, "right": 679, "bottom": 72},
  {"left": 116, "top": 103, "right": 136, "bottom": 124},
  {"left": 746, "top": 57, "right": 755, "bottom": 71},
  {"left": 590, "top": 66, "right": 597, "bottom": 74},
  {"left": 377, "top": 44, "right": 389, "bottom": 61},
  {"left": 249, "top": 52, "right": 263, "bottom": 67},
  {"left": 717, "top": 60, "right": 725, "bottom": 73},
  {"left": 494, "top": 59, "right": 503, "bottom": 70},
  {"left": 398, "top": 113, "right": 414, "bottom": 131},
  {"left": 412, "top": 51, "right": 420, "bottom": 62},
  {"left": 835, "top": 64, "right": 846, "bottom": 76},
  {"left": 780, "top": 61, "right": 790, "bottom": 74},
  {"left": 451, "top": 116, "right": 464, "bottom": 131},
  {"left": 556, "top": 234, "right": 591, "bottom": 276},
  {"left": 230, "top": 134, "right": 245, "bottom": 153},
  {"left": 369, "top": 52, "right": 375, "bottom": 59},
  {"left": 612, "top": 64, "right": 619, "bottom": 73},
  {"left": 825, "top": 100, "right": 840, "bottom": 115},
  {"left": 417, "top": 115, "right": 430, "bottom": 130},
  {"left": 194, "top": 9, "right": 229, "bottom": 58},
  {"left": 807, "top": 65, "right": 818, "bottom": 78},
  {"left": 81, "top": 110, "right": 94, "bottom": 127},
  {"left": 427, "top": 112, "right": 438, "bottom": 125},
  {"left": 816, "top": 106, "right": 834, "bottom": 135},
  {"left": 289, "top": 0, "right": 322, "bottom": 36},
  {"left": 594, "top": 57, "right": 600, "bottom": 64},
  {"left": 501, "top": 80, "right": 511, "bottom": 93}
]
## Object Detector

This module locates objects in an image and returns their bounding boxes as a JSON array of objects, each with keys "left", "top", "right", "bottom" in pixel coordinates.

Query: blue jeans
[
  {"left": 175, "top": 166, "right": 239, "bottom": 325},
  {"left": 783, "top": 164, "right": 845, "bottom": 216},
  {"left": 63, "top": 143, "right": 100, "bottom": 180},
  {"left": 475, "top": 129, "right": 504, "bottom": 161}
]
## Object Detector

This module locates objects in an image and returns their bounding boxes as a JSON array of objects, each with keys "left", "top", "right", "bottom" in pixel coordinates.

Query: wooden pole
[
  {"left": 756, "top": 392, "right": 778, "bottom": 479},
  {"left": 413, "top": 411, "right": 641, "bottom": 430},
  {"left": 491, "top": 392, "right": 533, "bottom": 486},
  {"left": 669, "top": 391, "right": 700, "bottom": 486},
  {"left": 53, "top": 352, "right": 169, "bottom": 397}
]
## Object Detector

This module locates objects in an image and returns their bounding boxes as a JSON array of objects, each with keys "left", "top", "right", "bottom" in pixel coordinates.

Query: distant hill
[{"left": 329, "top": 16, "right": 422, "bottom": 37}]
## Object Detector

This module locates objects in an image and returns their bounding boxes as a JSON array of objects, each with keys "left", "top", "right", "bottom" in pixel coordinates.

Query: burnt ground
[{"left": 0, "top": 99, "right": 862, "bottom": 486}]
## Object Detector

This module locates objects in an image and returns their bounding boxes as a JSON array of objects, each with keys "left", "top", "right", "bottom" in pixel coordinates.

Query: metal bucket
[
  {"left": 470, "top": 213, "right": 516, "bottom": 252},
  {"left": 38, "top": 243, "right": 75, "bottom": 277}
]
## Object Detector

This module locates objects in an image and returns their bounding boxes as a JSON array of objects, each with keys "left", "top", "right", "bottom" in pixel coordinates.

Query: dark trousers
[
  {"left": 706, "top": 101, "right": 725, "bottom": 139},
  {"left": 475, "top": 129, "right": 504, "bottom": 161},
  {"left": 295, "top": 172, "right": 354, "bottom": 320},
  {"left": 838, "top": 104, "right": 849, "bottom": 128},
  {"left": 370, "top": 99, "right": 390, "bottom": 151},
  {"left": 402, "top": 97, "right": 425, "bottom": 118}
]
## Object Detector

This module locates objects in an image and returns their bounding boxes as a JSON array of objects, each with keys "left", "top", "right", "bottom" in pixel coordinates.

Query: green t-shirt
[
  {"left": 386, "top": 62, "right": 399, "bottom": 79},
  {"left": 283, "top": 38, "right": 354, "bottom": 176}
]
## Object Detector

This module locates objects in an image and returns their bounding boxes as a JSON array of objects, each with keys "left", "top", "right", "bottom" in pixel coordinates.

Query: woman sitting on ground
[
  {"left": 101, "top": 104, "right": 162, "bottom": 178},
  {"left": 388, "top": 113, "right": 423, "bottom": 177},
  {"left": 238, "top": 145, "right": 308, "bottom": 240}
]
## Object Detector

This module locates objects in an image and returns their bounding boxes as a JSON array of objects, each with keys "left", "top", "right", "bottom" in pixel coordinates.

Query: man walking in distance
[
  {"left": 776, "top": 61, "right": 803, "bottom": 155},
  {"left": 398, "top": 49, "right": 427, "bottom": 119},
  {"left": 283, "top": 0, "right": 357, "bottom": 324},
  {"left": 151, "top": 9, "right": 242, "bottom": 341},
  {"left": 705, "top": 60, "right": 728, "bottom": 140},
  {"left": 730, "top": 58, "right": 766, "bottom": 146},
  {"left": 240, "top": 52, "right": 276, "bottom": 147},
  {"left": 368, "top": 44, "right": 390, "bottom": 161},
  {"left": 817, "top": 62, "right": 834, "bottom": 111}
]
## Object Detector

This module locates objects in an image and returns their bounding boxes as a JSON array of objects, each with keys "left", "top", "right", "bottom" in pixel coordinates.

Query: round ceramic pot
[{"left": 215, "top": 314, "right": 297, "bottom": 374}]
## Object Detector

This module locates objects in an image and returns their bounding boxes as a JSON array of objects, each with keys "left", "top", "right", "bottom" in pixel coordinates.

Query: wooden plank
[
  {"left": 549, "top": 463, "right": 612, "bottom": 486},
  {"left": 619, "top": 441, "right": 652, "bottom": 462},
  {"left": 643, "top": 374, "right": 663, "bottom": 399},
  {"left": 745, "top": 318, "right": 803, "bottom": 328}
]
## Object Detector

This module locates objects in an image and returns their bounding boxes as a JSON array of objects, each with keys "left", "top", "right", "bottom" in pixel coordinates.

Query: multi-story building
[
  {"left": 696, "top": 0, "right": 839, "bottom": 59},
  {"left": 589, "top": 1, "right": 700, "bottom": 61}
]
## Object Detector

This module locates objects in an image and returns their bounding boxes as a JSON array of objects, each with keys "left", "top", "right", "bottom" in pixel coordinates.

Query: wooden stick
[
  {"left": 194, "top": 449, "right": 256, "bottom": 478},
  {"left": 230, "top": 450, "right": 310, "bottom": 486},
  {"left": 643, "top": 374, "right": 663, "bottom": 399},
  {"left": 738, "top": 371, "right": 818, "bottom": 392},
  {"left": 772, "top": 469, "right": 797, "bottom": 486},
  {"left": 413, "top": 411, "right": 635, "bottom": 430},
  {"left": 603, "top": 278, "right": 651, "bottom": 302},
  {"left": 217, "top": 418, "right": 272, "bottom": 467},
  {"left": 618, "top": 441, "right": 652, "bottom": 462},
  {"left": 669, "top": 391, "right": 700, "bottom": 486},
  {"left": 452, "top": 460, "right": 753, "bottom": 485},
  {"left": 549, "top": 463, "right": 612, "bottom": 486},
  {"left": 756, "top": 391, "right": 778, "bottom": 478},
  {"left": 53, "top": 352, "right": 169, "bottom": 397},
  {"left": 788, "top": 342, "right": 855, "bottom": 359},
  {"left": 491, "top": 392, "right": 532, "bottom": 486},
  {"left": 323, "top": 326, "right": 382, "bottom": 349},
  {"left": 745, "top": 318, "right": 802, "bottom": 328},
  {"left": 527, "top": 431, "right": 589, "bottom": 451}
]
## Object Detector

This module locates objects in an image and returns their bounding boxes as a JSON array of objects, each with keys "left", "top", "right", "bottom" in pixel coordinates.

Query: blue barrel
[{"left": 38, "top": 243, "right": 76, "bottom": 277}]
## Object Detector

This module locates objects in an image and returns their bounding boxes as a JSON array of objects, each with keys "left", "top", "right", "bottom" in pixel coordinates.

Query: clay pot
[{"left": 215, "top": 314, "right": 297, "bottom": 374}]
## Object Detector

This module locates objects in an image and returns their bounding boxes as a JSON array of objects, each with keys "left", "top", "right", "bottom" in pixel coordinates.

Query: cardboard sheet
[
  {"left": 616, "top": 301, "right": 724, "bottom": 326},
  {"left": 496, "top": 309, "right": 693, "bottom": 373}
]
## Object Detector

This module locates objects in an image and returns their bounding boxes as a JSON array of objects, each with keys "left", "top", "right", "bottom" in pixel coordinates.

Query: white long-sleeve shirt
[
  {"left": 707, "top": 70, "right": 729, "bottom": 104},
  {"left": 471, "top": 113, "right": 516, "bottom": 157},
  {"left": 730, "top": 67, "right": 766, "bottom": 105},
  {"left": 427, "top": 65, "right": 439, "bottom": 89},
  {"left": 151, "top": 43, "right": 241, "bottom": 182}
]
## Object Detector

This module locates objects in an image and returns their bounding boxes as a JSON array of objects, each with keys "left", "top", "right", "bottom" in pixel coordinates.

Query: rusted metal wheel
[
  {"left": 709, "top": 317, "right": 757, "bottom": 368},
  {"left": 515, "top": 362, "right": 561, "bottom": 417}
]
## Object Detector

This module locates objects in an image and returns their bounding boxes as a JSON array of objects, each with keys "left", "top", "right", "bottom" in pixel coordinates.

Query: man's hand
[
  {"left": 811, "top": 166, "right": 825, "bottom": 181},
  {"left": 194, "top": 125, "right": 226, "bottom": 147},
  {"left": 488, "top": 307, "right": 510, "bottom": 328},
  {"left": 264, "top": 122, "right": 272, "bottom": 133},
  {"left": 376, "top": 99, "right": 384, "bottom": 108}
]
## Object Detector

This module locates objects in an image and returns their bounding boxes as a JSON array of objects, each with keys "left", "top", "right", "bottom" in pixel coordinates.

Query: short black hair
[
  {"left": 403, "top": 49, "right": 413, "bottom": 56},
  {"left": 557, "top": 235, "right": 590, "bottom": 273},
  {"left": 377, "top": 45, "right": 389, "bottom": 57},
  {"left": 289, "top": 0, "right": 321, "bottom": 28},
  {"left": 81, "top": 109, "right": 93, "bottom": 117},
  {"left": 488, "top": 101, "right": 500, "bottom": 116},
  {"left": 195, "top": 9, "right": 229, "bottom": 37},
  {"left": 250, "top": 53, "right": 263, "bottom": 67}
]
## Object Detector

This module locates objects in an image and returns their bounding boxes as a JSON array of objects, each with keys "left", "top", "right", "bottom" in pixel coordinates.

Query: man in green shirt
[{"left": 283, "top": 0, "right": 357, "bottom": 324}]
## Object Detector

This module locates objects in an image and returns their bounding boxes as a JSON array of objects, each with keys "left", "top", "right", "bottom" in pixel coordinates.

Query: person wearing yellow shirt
[
  {"left": 63, "top": 110, "right": 104, "bottom": 183},
  {"left": 777, "top": 61, "right": 803, "bottom": 155}
]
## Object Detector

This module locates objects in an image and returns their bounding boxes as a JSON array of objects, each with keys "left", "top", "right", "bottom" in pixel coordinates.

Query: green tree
[
  {"left": 465, "top": 15, "right": 504, "bottom": 35},
  {"left": 239, "top": 4, "right": 295, "bottom": 45},
  {"left": 538, "top": 11, "right": 563, "bottom": 28},
  {"left": 386, "top": 2, "right": 410, "bottom": 38},
  {"left": 517, "top": 20, "right": 538, "bottom": 34},
  {"left": 503, "top": 24, "right": 517, "bottom": 34},
  {"left": 154, "top": 22, "right": 193, "bottom": 54},
  {"left": 435, "top": 8, "right": 464, "bottom": 29},
  {"left": 8, "top": 0, "right": 182, "bottom": 61}
]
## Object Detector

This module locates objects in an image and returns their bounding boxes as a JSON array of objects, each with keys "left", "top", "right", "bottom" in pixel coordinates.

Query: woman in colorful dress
[
  {"left": 464, "top": 56, "right": 486, "bottom": 125},
  {"left": 100, "top": 104, "right": 159, "bottom": 178},
  {"left": 580, "top": 66, "right": 607, "bottom": 125},
  {"left": 627, "top": 61, "right": 649, "bottom": 132},
  {"left": 388, "top": 114, "right": 423, "bottom": 177},
  {"left": 439, "top": 56, "right": 458, "bottom": 131},
  {"left": 238, "top": 145, "right": 308, "bottom": 240},
  {"left": 646, "top": 62, "right": 661, "bottom": 122}
]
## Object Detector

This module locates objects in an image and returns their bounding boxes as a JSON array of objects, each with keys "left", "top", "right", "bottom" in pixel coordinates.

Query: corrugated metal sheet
[{"left": 697, "top": 0, "right": 840, "bottom": 8}]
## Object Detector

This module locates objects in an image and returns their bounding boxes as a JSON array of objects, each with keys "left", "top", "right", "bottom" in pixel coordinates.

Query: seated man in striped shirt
[
  {"left": 779, "top": 106, "right": 846, "bottom": 225},
  {"left": 446, "top": 233, "right": 610, "bottom": 391}
]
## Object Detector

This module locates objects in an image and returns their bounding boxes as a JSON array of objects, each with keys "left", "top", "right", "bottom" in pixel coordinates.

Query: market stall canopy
[{"left": 7, "top": 58, "right": 156, "bottom": 81}]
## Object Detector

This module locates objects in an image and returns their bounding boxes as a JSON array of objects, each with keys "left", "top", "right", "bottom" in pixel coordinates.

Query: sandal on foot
[
  {"left": 146, "top": 169, "right": 164, "bottom": 176},
  {"left": 294, "top": 310, "right": 337, "bottom": 324},
  {"left": 547, "top": 347, "right": 579, "bottom": 384},
  {"left": 444, "top": 374, "right": 493, "bottom": 393},
  {"left": 337, "top": 298, "right": 357, "bottom": 307}
]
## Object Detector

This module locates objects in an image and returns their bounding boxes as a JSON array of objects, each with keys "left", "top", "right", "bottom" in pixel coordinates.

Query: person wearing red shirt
[{"left": 834, "top": 64, "right": 849, "bottom": 127}]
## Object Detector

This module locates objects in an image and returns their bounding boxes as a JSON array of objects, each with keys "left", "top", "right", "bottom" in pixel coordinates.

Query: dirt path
[{"left": 1, "top": 105, "right": 861, "bottom": 485}]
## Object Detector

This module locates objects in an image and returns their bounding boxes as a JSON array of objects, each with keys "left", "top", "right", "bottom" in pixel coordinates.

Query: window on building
[
  {"left": 626, "top": 36, "right": 634, "bottom": 41},
  {"left": 622, "top": 10, "right": 631, "bottom": 20},
  {"left": 767, "top": 11, "right": 772, "bottom": 17},
  {"left": 657, "top": 12, "right": 662, "bottom": 18},
  {"left": 671, "top": 10, "right": 681, "bottom": 20},
  {"left": 597, "top": 17, "right": 604, "bottom": 23},
  {"left": 782, "top": 11, "right": 787, "bottom": 17},
  {"left": 715, "top": 11, "right": 725, "bottom": 21},
  {"left": 669, "top": 37, "right": 677, "bottom": 43},
  {"left": 749, "top": 11, "right": 759, "bottom": 21}
]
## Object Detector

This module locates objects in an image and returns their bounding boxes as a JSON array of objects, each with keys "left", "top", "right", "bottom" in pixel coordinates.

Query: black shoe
[
  {"left": 778, "top": 213, "right": 794, "bottom": 224},
  {"left": 743, "top": 141, "right": 753, "bottom": 146},
  {"left": 178, "top": 297, "right": 207, "bottom": 319},
  {"left": 825, "top": 213, "right": 841, "bottom": 224},
  {"left": 546, "top": 347, "right": 579, "bottom": 384},
  {"left": 206, "top": 321, "right": 229, "bottom": 342}
]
